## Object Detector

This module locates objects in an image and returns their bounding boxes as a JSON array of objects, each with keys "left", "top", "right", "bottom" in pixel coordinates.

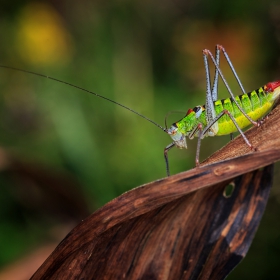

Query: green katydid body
[{"left": 168, "top": 81, "right": 280, "bottom": 149}]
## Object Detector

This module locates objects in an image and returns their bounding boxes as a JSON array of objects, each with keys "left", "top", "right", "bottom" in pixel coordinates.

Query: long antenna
[{"left": 0, "top": 65, "right": 167, "bottom": 132}]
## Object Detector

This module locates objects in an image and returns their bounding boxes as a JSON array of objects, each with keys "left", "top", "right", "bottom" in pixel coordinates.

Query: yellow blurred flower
[{"left": 15, "top": 2, "right": 74, "bottom": 66}]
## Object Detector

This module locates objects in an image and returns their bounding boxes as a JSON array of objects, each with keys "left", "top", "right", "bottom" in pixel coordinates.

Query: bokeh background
[{"left": 0, "top": 0, "right": 280, "bottom": 279}]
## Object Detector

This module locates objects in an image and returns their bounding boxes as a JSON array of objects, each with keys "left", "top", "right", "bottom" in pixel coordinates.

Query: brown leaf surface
[{"left": 30, "top": 104, "right": 280, "bottom": 279}]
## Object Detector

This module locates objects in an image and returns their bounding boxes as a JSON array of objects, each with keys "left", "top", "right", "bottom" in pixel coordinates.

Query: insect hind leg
[
  {"left": 211, "top": 45, "right": 220, "bottom": 102},
  {"left": 203, "top": 46, "right": 258, "bottom": 127},
  {"left": 203, "top": 109, "right": 256, "bottom": 151},
  {"left": 217, "top": 45, "right": 246, "bottom": 94}
]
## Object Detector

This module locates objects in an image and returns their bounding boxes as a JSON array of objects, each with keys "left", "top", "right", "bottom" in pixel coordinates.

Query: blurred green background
[{"left": 0, "top": 0, "right": 279, "bottom": 279}]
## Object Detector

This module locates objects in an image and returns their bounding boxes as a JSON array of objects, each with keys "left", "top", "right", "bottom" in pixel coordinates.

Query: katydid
[
  {"left": 164, "top": 45, "right": 280, "bottom": 175},
  {"left": 1, "top": 45, "right": 280, "bottom": 177}
]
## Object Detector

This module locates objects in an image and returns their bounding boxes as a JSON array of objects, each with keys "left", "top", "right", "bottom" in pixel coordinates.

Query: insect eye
[{"left": 194, "top": 106, "right": 203, "bottom": 118}]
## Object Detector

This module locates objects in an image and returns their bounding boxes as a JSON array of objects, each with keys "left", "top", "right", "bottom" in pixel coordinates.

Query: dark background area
[{"left": 0, "top": 0, "right": 279, "bottom": 279}]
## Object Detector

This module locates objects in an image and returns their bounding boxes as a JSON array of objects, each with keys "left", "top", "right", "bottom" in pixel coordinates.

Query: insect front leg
[{"left": 164, "top": 142, "right": 175, "bottom": 176}]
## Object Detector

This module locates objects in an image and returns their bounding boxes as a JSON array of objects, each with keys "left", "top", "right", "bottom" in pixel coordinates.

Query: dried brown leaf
[{"left": 30, "top": 103, "right": 280, "bottom": 279}]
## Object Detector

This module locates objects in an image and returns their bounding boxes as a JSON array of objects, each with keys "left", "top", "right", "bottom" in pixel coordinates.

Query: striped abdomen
[{"left": 214, "top": 86, "right": 275, "bottom": 135}]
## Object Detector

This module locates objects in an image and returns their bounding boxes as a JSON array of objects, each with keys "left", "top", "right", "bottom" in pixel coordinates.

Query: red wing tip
[
  {"left": 186, "top": 109, "right": 194, "bottom": 115},
  {"left": 265, "top": 81, "right": 280, "bottom": 92}
]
